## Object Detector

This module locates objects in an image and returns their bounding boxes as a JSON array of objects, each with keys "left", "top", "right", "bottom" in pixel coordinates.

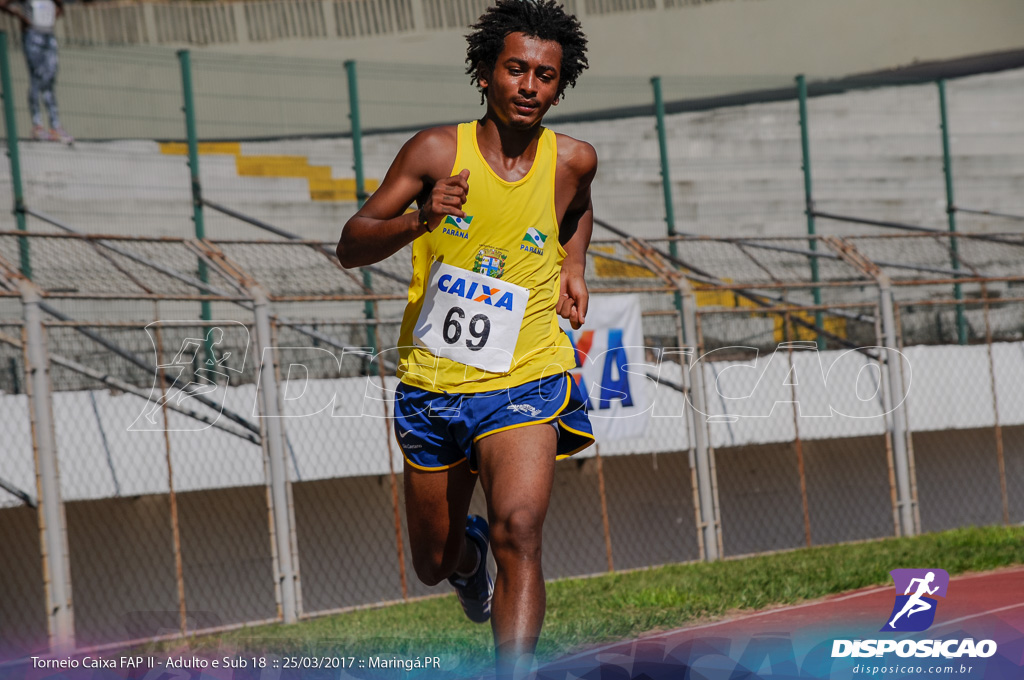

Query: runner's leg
[
  {"left": 403, "top": 460, "right": 478, "bottom": 585},
  {"left": 477, "top": 423, "right": 557, "bottom": 678}
]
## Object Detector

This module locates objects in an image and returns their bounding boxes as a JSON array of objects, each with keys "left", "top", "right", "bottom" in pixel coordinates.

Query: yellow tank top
[{"left": 397, "top": 121, "right": 576, "bottom": 393}]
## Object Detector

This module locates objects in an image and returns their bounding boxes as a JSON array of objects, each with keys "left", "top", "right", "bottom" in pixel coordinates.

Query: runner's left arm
[{"left": 557, "top": 140, "right": 598, "bottom": 330}]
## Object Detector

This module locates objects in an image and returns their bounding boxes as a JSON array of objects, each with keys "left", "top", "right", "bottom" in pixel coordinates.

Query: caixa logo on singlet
[{"left": 437, "top": 273, "right": 516, "bottom": 311}]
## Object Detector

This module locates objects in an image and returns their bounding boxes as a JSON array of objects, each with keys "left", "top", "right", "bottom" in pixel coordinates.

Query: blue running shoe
[{"left": 448, "top": 514, "right": 493, "bottom": 623}]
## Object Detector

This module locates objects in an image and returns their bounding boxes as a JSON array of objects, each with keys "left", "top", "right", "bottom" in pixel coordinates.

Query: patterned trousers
[{"left": 23, "top": 29, "right": 60, "bottom": 129}]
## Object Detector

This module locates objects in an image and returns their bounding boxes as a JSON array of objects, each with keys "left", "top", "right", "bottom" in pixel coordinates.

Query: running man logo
[
  {"left": 882, "top": 569, "right": 950, "bottom": 632},
  {"left": 129, "top": 321, "right": 250, "bottom": 432}
]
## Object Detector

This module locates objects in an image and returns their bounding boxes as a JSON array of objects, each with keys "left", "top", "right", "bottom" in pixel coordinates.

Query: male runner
[{"left": 336, "top": 1, "right": 596, "bottom": 676}]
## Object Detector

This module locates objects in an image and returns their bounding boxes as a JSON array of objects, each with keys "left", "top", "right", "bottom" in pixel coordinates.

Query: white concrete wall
[{"left": 3, "top": 341, "right": 1021, "bottom": 508}]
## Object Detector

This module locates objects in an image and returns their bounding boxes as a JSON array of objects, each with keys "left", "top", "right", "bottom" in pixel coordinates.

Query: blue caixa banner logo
[{"left": 881, "top": 568, "right": 950, "bottom": 632}]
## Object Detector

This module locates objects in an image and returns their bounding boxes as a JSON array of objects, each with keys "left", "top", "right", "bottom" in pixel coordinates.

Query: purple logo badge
[{"left": 881, "top": 568, "right": 950, "bottom": 632}]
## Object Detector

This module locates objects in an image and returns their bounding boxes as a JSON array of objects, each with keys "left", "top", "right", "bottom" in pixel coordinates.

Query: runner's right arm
[{"left": 337, "top": 126, "right": 466, "bottom": 269}]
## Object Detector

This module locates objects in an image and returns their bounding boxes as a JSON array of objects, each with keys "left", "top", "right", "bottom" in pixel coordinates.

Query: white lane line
[
  {"left": 552, "top": 567, "right": 1024, "bottom": 665},
  {"left": 553, "top": 585, "right": 891, "bottom": 663},
  {"left": 930, "top": 602, "right": 1024, "bottom": 632}
]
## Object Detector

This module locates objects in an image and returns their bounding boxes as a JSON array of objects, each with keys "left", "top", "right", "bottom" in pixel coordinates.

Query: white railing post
[
  {"left": 251, "top": 285, "right": 300, "bottom": 623},
  {"left": 18, "top": 278, "right": 76, "bottom": 654},
  {"left": 879, "top": 281, "right": 917, "bottom": 537},
  {"left": 410, "top": 0, "right": 426, "bottom": 32},
  {"left": 141, "top": 3, "right": 158, "bottom": 44},
  {"left": 322, "top": 0, "right": 338, "bottom": 38},
  {"left": 677, "top": 277, "right": 720, "bottom": 561},
  {"left": 233, "top": 2, "right": 250, "bottom": 43}
]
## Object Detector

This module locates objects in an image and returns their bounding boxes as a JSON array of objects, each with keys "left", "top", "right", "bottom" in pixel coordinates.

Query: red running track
[{"left": 538, "top": 566, "right": 1024, "bottom": 679}]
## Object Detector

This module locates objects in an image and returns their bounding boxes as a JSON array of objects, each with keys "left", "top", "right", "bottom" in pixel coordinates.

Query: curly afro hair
[{"left": 466, "top": 0, "right": 589, "bottom": 104}]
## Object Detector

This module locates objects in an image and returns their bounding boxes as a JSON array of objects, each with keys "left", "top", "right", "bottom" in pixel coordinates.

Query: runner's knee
[{"left": 490, "top": 507, "right": 544, "bottom": 562}]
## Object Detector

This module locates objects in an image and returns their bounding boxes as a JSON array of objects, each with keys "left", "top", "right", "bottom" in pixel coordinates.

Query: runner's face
[{"left": 481, "top": 32, "right": 562, "bottom": 129}]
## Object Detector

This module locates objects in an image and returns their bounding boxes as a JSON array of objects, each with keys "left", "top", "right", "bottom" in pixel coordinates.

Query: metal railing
[
  {"left": 0, "top": 0, "right": 765, "bottom": 48},
  {"left": 2, "top": 228, "right": 1023, "bottom": 657}
]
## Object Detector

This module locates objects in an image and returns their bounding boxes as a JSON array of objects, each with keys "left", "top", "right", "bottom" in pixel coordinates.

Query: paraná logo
[
  {"left": 442, "top": 215, "right": 473, "bottom": 239},
  {"left": 521, "top": 227, "right": 548, "bottom": 254},
  {"left": 445, "top": 215, "right": 473, "bottom": 229}
]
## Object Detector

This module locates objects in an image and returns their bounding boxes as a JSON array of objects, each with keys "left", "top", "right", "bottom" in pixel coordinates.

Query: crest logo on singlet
[
  {"left": 473, "top": 246, "right": 507, "bottom": 279},
  {"left": 521, "top": 227, "right": 548, "bottom": 254},
  {"left": 442, "top": 215, "right": 473, "bottom": 239}
]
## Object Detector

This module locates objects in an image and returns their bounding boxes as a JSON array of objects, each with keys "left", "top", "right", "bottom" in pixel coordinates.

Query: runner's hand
[
  {"left": 557, "top": 271, "right": 588, "bottom": 330},
  {"left": 418, "top": 169, "right": 469, "bottom": 232}
]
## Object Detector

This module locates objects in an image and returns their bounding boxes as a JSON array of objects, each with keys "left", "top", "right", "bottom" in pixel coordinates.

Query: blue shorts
[{"left": 393, "top": 373, "right": 594, "bottom": 473}]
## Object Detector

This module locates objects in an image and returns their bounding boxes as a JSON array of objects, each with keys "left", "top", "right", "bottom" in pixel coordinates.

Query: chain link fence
[
  {"left": 3, "top": 230, "right": 1023, "bottom": 657},
  {"left": 1, "top": 20, "right": 1023, "bottom": 661}
]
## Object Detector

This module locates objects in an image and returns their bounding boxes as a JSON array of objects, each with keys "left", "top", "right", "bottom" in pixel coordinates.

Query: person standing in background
[{"left": 0, "top": 0, "right": 73, "bottom": 143}]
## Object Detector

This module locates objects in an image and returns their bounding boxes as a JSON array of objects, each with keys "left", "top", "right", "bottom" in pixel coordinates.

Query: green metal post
[
  {"left": 345, "top": 60, "right": 378, "bottom": 368},
  {"left": 938, "top": 79, "right": 967, "bottom": 345},
  {"left": 178, "top": 49, "right": 215, "bottom": 365},
  {"left": 652, "top": 76, "right": 685, "bottom": 324},
  {"left": 0, "top": 32, "right": 30, "bottom": 278},
  {"left": 651, "top": 77, "right": 677, "bottom": 258},
  {"left": 796, "top": 75, "right": 825, "bottom": 350}
]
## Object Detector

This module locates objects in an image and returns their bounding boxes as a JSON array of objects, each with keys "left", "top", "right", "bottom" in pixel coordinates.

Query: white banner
[{"left": 560, "top": 294, "right": 651, "bottom": 442}]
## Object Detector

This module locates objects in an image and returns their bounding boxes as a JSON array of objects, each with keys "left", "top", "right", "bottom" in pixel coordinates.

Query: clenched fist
[{"left": 418, "top": 169, "right": 470, "bottom": 232}]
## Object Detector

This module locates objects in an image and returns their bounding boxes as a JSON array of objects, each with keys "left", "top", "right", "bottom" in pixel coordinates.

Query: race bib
[
  {"left": 30, "top": 0, "right": 56, "bottom": 29},
  {"left": 413, "top": 261, "right": 529, "bottom": 374}
]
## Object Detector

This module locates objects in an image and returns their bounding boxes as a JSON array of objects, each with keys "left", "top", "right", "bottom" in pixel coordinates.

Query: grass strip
[{"left": 141, "top": 525, "right": 1024, "bottom": 674}]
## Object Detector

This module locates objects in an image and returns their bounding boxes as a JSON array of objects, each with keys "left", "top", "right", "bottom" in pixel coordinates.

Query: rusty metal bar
[
  {"left": 694, "top": 301, "right": 878, "bottom": 314},
  {"left": 888, "top": 294, "right": 1024, "bottom": 307},
  {"left": 155, "top": 325, "right": 189, "bottom": 636},
  {"left": 594, "top": 445, "right": 614, "bottom": 573},
  {"left": 814, "top": 210, "right": 1024, "bottom": 249},
  {"left": 955, "top": 206, "right": 1024, "bottom": 222},
  {"left": 784, "top": 336, "right": 813, "bottom": 548},
  {"left": 375, "top": 321, "right": 409, "bottom": 601},
  {"left": 893, "top": 303, "right": 922, "bottom": 534},
  {"left": 880, "top": 305, "right": 900, "bottom": 538},
  {"left": 980, "top": 286, "right": 1009, "bottom": 525},
  {"left": 0, "top": 326, "right": 259, "bottom": 444},
  {"left": 32, "top": 294, "right": 250, "bottom": 302},
  {"left": 37, "top": 301, "right": 262, "bottom": 436}
]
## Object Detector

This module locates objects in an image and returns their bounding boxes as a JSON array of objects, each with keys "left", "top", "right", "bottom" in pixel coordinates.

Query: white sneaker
[{"left": 49, "top": 127, "right": 74, "bottom": 145}]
